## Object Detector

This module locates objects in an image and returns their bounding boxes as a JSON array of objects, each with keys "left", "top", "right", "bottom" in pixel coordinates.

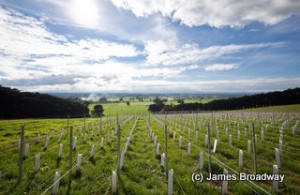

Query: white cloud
[
  {"left": 17, "top": 75, "right": 300, "bottom": 93},
  {"left": 110, "top": 0, "right": 300, "bottom": 28},
  {"left": 0, "top": 9, "right": 140, "bottom": 60},
  {"left": 0, "top": 7, "right": 141, "bottom": 81},
  {"left": 0, "top": 5, "right": 297, "bottom": 93},
  {"left": 119, "top": 77, "right": 300, "bottom": 93},
  {"left": 204, "top": 64, "right": 238, "bottom": 71},
  {"left": 144, "top": 40, "right": 283, "bottom": 66},
  {"left": 2, "top": 0, "right": 178, "bottom": 43}
]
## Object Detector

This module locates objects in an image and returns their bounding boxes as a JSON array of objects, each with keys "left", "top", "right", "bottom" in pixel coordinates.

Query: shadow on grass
[
  {"left": 89, "top": 157, "right": 96, "bottom": 165},
  {"left": 74, "top": 170, "right": 81, "bottom": 179},
  {"left": 100, "top": 147, "right": 107, "bottom": 153},
  {"left": 10, "top": 170, "right": 38, "bottom": 194},
  {"left": 8, "top": 182, "right": 19, "bottom": 194},
  {"left": 118, "top": 174, "right": 131, "bottom": 195},
  {"left": 56, "top": 157, "right": 61, "bottom": 167},
  {"left": 67, "top": 182, "right": 71, "bottom": 195}
]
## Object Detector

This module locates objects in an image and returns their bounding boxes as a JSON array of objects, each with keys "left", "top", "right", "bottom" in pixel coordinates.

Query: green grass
[
  {"left": 89, "top": 102, "right": 151, "bottom": 117},
  {"left": 0, "top": 118, "right": 94, "bottom": 147},
  {"left": 89, "top": 98, "right": 214, "bottom": 117},
  {"left": 118, "top": 118, "right": 167, "bottom": 194},
  {"left": 0, "top": 110, "right": 299, "bottom": 194},
  {"left": 151, "top": 112, "right": 300, "bottom": 194},
  {"left": 0, "top": 116, "right": 134, "bottom": 194}
]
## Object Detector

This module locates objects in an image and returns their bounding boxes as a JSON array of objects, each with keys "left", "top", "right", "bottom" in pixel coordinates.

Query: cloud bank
[{"left": 110, "top": 0, "right": 300, "bottom": 28}]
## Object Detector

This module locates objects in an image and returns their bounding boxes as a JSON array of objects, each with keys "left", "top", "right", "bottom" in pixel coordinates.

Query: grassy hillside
[{"left": 241, "top": 104, "right": 300, "bottom": 112}]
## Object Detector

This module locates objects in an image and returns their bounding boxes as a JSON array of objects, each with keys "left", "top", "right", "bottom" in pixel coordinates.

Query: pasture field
[
  {"left": 88, "top": 97, "right": 214, "bottom": 117},
  {"left": 0, "top": 108, "right": 299, "bottom": 194},
  {"left": 88, "top": 102, "right": 150, "bottom": 116},
  {"left": 240, "top": 104, "right": 300, "bottom": 112},
  {"left": 89, "top": 101, "right": 300, "bottom": 119}
]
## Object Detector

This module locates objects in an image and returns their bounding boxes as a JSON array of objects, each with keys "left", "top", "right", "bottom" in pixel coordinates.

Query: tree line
[
  {"left": 148, "top": 88, "right": 300, "bottom": 113},
  {"left": 0, "top": 86, "right": 90, "bottom": 119}
]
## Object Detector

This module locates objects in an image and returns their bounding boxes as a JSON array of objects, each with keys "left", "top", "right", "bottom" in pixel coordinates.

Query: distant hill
[
  {"left": 0, "top": 86, "right": 89, "bottom": 119},
  {"left": 150, "top": 88, "right": 300, "bottom": 113}
]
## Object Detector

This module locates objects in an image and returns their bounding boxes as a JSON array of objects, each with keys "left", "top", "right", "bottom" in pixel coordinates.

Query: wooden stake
[
  {"left": 199, "top": 151, "right": 204, "bottom": 170},
  {"left": 275, "top": 148, "right": 281, "bottom": 168},
  {"left": 52, "top": 171, "right": 61, "bottom": 195},
  {"left": 238, "top": 149, "right": 243, "bottom": 168},
  {"left": 45, "top": 137, "right": 49, "bottom": 149},
  {"left": 117, "top": 125, "right": 121, "bottom": 175},
  {"left": 213, "top": 139, "right": 218, "bottom": 153},
  {"left": 120, "top": 151, "right": 125, "bottom": 169},
  {"left": 165, "top": 121, "right": 169, "bottom": 179},
  {"left": 58, "top": 144, "right": 63, "bottom": 158},
  {"left": 247, "top": 140, "right": 251, "bottom": 154},
  {"left": 272, "top": 165, "right": 279, "bottom": 192},
  {"left": 168, "top": 169, "right": 173, "bottom": 195},
  {"left": 156, "top": 143, "right": 160, "bottom": 156},
  {"left": 112, "top": 171, "right": 117, "bottom": 194},
  {"left": 222, "top": 168, "right": 228, "bottom": 194},
  {"left": 18, "top": 126, "right": 24, "bottom": 184},
  {"left": 76, "top": 154, "right": 82, "bottom": 171},
  {"left": 69, "top": 126, "right": 73, "bottom": 184},
  {"left": 179, "top": 135, "right": 182, "bottom": 148},
  {"left": 24, "top": 143, "right": 29, "bottom": 158},
  {"left": 208, "top": 124, "right": 211, "bottom": 174},
  {"left": 90, "top": 144, "right": 95, "bottom": 158},
  {"left": 35, "top": 154, "right": 40, "bottom": 172},
  {"left": 161, "top": 153, "right": 165, "bottom": 167}
]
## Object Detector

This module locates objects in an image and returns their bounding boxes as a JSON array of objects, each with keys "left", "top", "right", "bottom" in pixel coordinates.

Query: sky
[{"left": 0, "top": 0, "right": 300, "bottom": 93}]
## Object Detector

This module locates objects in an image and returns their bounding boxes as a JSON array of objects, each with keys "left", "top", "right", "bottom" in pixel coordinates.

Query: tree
[
  {"left": 177, "top": 98, "right": 184, "bottom": 104},
  {"left": 0, "top": 85, "right": 90, "bottom": 119},
  {"left": 148, "top": 103, "right": 164, "bottom": 112},
  {"left": 153, "top": 97, "right": 163, "bottom": 105},
  {"left": 148, "top": 97, "right": 165, "bottom": 113},
  {"left": 92, "top": 105, "right": 104, "bottom": 117},
  {"left": 99, "top": 97, "right": 108, "bottom": 103},
  {"left": 126, "top": 101, "right": 130, "bottom": 106}
]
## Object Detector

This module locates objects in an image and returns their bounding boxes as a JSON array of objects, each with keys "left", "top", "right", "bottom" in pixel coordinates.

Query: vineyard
[{"left": 0, "top": 111, "right": 299, "bottom": 194}]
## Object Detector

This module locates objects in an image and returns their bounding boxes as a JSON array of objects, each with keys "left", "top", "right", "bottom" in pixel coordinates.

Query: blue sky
[{"left": 0, "top": 0, "right": 299, "bottom": 93}]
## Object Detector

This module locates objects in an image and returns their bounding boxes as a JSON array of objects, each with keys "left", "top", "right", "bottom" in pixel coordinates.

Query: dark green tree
[
  {"left": 92, "top": 105, "right": 104, "bottom": 117},
  {"left": 153, "top": 97, "right": 163, "bottom": 105},
  {"left": 148, "top": 97, "right": 165, "bottom": 113},
  {"left": 177, "top": 98, "right": 184, "bottom": 104},
  {"left": 0, "top": 85, "right": 90, "bottom": 119},
  {"left": 99, "top": 97, "right": 108, "bottom": 103}
]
